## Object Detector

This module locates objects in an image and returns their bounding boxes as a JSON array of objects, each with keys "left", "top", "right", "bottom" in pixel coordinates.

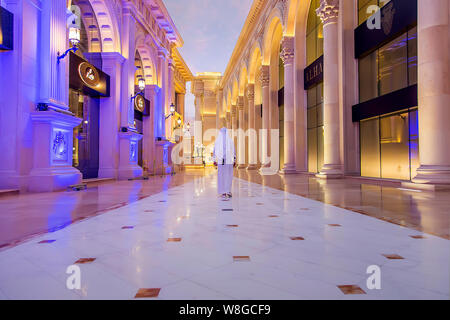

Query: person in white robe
[{"left": 213, "top": 124, "right": 236, "bottom": 198}]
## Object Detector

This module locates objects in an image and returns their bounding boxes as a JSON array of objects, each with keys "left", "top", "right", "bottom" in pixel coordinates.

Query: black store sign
[
  {"left": 134, "top": 94, "right": 150, "bottom": 116},
  {"left": 0, "top": 6, "right": 13, "bottom": 51},
  {"left": 304, "top": 55, "right": 323, "bottom": 90},
  {"left": 354, "top": 0, "right": 417, "bottom": 58},
  {"left": 69, "top": 52, "right": 110, "bottom": 97}
]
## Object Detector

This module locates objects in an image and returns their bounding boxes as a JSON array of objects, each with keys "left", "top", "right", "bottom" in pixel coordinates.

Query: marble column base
[
  {"left": 412, "top": 165, "right": 450, "bottom": 185},
  {"left": 280, "top": 164, "right": 297, "bottom": 175},
  {"left": 237, "top": 164, "right": 247, "bottom": 169},
  {"left": 98, "top": 167, "right": 118, "bottom": 180},
  {"left": 316, "top": 164, "right": 343, "bottom": 179},
  {"left": 118, "top": 165, "right": 143, "bottom": 181},
  {"left": 28, "top": 167, "right": 82, "bottom": 192},
  {"left": 246, "top": 164, "right": 258, "bottom": 170}
]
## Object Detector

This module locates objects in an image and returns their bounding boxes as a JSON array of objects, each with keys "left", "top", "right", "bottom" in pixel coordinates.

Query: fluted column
[
  {"left": 280, "top": 36, "right": 296, "bottom": 174},
  {"left": 412, "top": 0, "right": 450, "bottom": 185},
  {"left": 259, "top": 65, "right": 270, "bottom": 168},
  {"left": 246, "top": 84, "right": 257, "bottom": 170},
  {"left": 316, "top": 0, "right": 343, "bottom": 179},
  {"left": 237, "top": 96, "right": 246, "bottom": 168},
  {"left": 231, "top": 104, "right": 237, "bottom": 148}
]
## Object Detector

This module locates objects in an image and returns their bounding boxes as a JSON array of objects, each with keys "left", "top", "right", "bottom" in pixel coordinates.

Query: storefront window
[
  {"left": 306, "top": 0, "right": 324, "bottom": 173},
  {"left": 307, "top": 84, "right": 324, "bottom": 173},
  {"left": 360, "top": 108, "right": 419, "bottom": 181},
  {"left": 306, "top": 0, "right": 323, "bottom": 66},
  {"left": 358, "top": 27, "right": 417, "bottom": 103},
  {"left": 379, "top": 33, "right": 408, "bottom": 96}
]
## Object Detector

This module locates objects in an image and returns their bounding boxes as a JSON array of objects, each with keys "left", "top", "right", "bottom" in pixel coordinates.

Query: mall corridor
[{"left": 0, "top": 170, "right": 448, "bottom": 299}]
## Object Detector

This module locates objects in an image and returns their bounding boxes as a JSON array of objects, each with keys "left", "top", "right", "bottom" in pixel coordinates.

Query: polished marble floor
[{"left": 0, "top": 170, "right": 449, "bottom": 299}]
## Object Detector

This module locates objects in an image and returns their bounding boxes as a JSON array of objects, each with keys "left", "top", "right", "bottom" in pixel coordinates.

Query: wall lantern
[
  {"left": 57, "top": 25, "right": 80, "bottom": 63},
  {"left": 131, "top": 77, "right": 145, "bottom": 100},
  {"left": 166, "top": 103, "right": 176, "bottom": 120},
  {"left": 138, "top": 78, "right": 146, "bottom": 91}
]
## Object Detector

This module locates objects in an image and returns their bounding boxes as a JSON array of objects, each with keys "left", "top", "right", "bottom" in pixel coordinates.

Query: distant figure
[{"left": 213, "top": 121, "right": 236, "bottom": 199}]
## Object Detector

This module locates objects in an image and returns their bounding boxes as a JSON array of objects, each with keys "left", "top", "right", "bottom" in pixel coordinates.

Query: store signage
[
  {"left": 69, "top": 52, "right": 110, "bottom": 97},
  {"left": 355, "top": 0, "right": 417, "bottom": 58},
  {"left": 79, "top": 62, "right": 101, "bottom": 89},
  {"left": 304, "top": 55, "right": 323, "bottom": 90},
  {"left": 0, "top": 6, "right": 13, "bottom": 51},
  {"left": 134, "top": 94, "right": 145, "bottom": 112}
]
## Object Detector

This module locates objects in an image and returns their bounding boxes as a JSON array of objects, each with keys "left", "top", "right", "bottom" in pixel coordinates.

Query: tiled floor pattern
[{"left": 0, "top": 173, "right": 448, "bottom": 300}]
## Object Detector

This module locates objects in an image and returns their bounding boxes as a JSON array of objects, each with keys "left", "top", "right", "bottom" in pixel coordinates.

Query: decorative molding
[{"left": 316, "top": 0, "right": 339, "bottom": 25}]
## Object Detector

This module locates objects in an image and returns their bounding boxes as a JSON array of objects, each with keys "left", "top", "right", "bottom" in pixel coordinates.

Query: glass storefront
[
  {"left": 360, "top": 109, "right": 419, "bottom": 180},
  {"left": 307, "top": 84, "right": 324, "bottom": 173},
  {"left": 359, "top": 27, "right": 417, "bottom": 103},
  {"left": 279, "top": 56, "right": 284, "bottom": 169},
  {"left": 69, "top": 90, "right": 100, "bottom": 179},
  {"left": 358, "top": 21, "right": 418, "bottom": 181},
  {"left": 306, "top": 0, "right": 324, "bottom": 173}
]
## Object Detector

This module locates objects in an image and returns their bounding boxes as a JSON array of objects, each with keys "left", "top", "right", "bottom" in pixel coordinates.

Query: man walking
[{"left": 213, "top": 121, "right": 236, "bottom": 199}]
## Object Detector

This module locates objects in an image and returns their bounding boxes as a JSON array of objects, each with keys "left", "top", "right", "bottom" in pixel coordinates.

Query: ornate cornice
[{"left": 316, "top": 0, "right": 339, "bottom": 25}]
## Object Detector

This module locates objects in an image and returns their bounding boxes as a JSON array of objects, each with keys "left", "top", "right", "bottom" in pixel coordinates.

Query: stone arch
[
  {"left": 285, "top": 0, "right": 300, "bottom": 36},
  {"left": 135, "top": 33, "right": 158, "bottom": 86},
  {"left": 262, "top": 6, "right": 285, "bottom": 65},
  {"left": 72, "top": 0, "right": 102, "bottom": 52},
  {"left": 238, "top": 65, "right": 248, "bottom": 96},
  {"left": 85, "top": 0, "right": 121, "bottom": 53},
  {"left": 248, "top": 44, "right": 262, "bottom": 85}
]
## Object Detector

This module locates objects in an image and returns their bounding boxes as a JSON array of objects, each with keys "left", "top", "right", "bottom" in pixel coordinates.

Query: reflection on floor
[
  {"left": 0, "top": 170, "right": 448, "bottom": 299},
  {"left": 236, "top": 170, "right": 450, "bottom": 240}
]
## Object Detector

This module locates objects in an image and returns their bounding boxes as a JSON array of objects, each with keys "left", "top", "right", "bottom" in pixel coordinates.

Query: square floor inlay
[
  {"left": 38, "top": 240, "right": 56, "bottom": 244},
  {"left": 226, "top": 225, "right": 239, "bottom": 228},
  {"left": 222, "top": 209, "right": 233, "bottom": 212},
  {"left": 75, "top": 258, "right": 96, "bottom": 264},
  {"left": 290, "top": 237, "right": 305, "bottom": 240},
  {"left": 410, "top": 235, "right": 426, "bottom": 239},
  {"left": 135, "top": 288, "right": 161, "bottom": 298},
  {"left": 268, "top": 215, "right": 279, "bottom": 218},
  {"left": 382, "top": 254, "right": 404, "bottom": 260},
  {"left": 167, "top": 238, "right": 182, "bottom": 242},
  {"left": 337, "top": 285, "right": 366, "bottom": 295},
  {"left": 121, "top": 226, "right": 134, "bottom": 229},
  {"left": 233, "top": 256, "right": 250, "bottom": 262},
  {"left": 328, "top": 224, "right": 341, "bottom": 227}
]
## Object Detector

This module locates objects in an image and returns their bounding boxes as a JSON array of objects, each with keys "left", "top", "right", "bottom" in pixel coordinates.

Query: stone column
[
  {"left": 28, "top": 0, "right": 83, "bottom": 192},
  {"left": 193, "top": 81, "right": 204, "bottom": 164},
  {"left": 316, "top": 0, "right": 343, "bottom": 179},
  {"left": 118, "top": 8, "right": 142, "bottom": 180},
  {"left": 98, "top": 53, "right": 125, "bottom": 179},
  {"left": 216, "top": 89, "right": 224, "bottom": 129},
  {"left": 246, "top": 84, "right": 257, "bottom": 170},
  {"left": 157, "top": 48, "right": 168, "bottom": 139},
  {"left": 259, "top": 65, "right": 270, "bottom": 167},
  {"left": 144, "top": 84, "right": 161, "bottom": 175},
  {"left": 280, "top": 36, "right": 296, "bottom": 174},
  {"left": 237, "top": 96, "right": 246, "bottom": 168},
  {"left": 412, "top": 0, "right": 450, "bottom": 185}
]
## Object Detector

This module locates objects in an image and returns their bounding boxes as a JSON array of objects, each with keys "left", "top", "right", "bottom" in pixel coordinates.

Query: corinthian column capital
[
  {"left": 316, "top": 0, "right": 339, "bottom": 25},
  {"left": 246, "top": 84, "right": 255, "bottom": 101},
  {"left": 281, "top": 36, "right": 295, "bottom": 65},
  {"left": 259, "top": 65, "right": 270, "bottom": 87},
  {"left": 237, "top": 96, "right": 244, "bottom": 110}
]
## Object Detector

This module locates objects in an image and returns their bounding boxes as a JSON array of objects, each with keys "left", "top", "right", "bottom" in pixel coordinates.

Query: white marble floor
[{"left": 0, "top": 173, "right": 448, "bottom": 300}]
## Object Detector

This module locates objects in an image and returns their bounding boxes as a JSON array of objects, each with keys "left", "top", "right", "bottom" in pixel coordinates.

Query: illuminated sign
[
  {"left": 134, "top": 94, "right": 145, "bottom": 112},
  {"left": 78, "top": 62, "right": 101, "bottom": 89},
  {"left": 69, "top": 52, "right": 110, "bottom": 97},
  {"left": 0, "top": 6, "right": 13, "bottom": 51}
]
